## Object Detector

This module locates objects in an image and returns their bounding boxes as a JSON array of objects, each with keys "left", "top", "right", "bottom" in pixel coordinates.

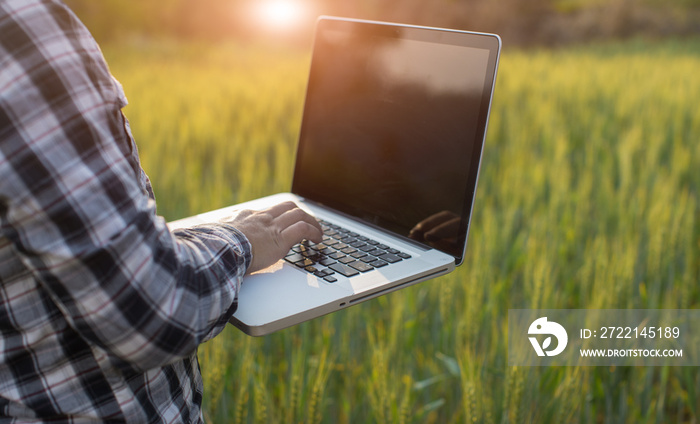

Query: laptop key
[
  {"left": 296, "top": 259, "right": 315, "bottom": 268},
  {"left": 300, "top": 250, "right": 319, "bottom": 258},
  {"left": 312, "top": 220, "right": 407, "bottom": 272},
  {"left": 348, "top": 261, "right": 373, "bottom": 273},
  {"left": 285, "top": 253, "right": 306, "bottom": 263},
  {"left": 319, "top": 258, "right": 336, "bottom": 266},
  {"left": 377, "top": 253, "right": 402, "bottom": 263},
  {"left": 329, "top": 263, "right": 359, "bottom": 277},
  {"left": 359, "top": 244, "right": 377, "bottom": 252},
  {"left": 324, "top": 238, "right": 339, "bottom": 246},
  {"left": 366, "top": 248, "right": 385, "bottom": 257},
  {"left": 324, "top": 276, "right": 338, "bottom": 283}
]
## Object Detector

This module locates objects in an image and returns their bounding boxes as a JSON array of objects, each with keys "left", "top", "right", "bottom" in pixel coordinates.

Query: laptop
[{"left": 168, "top": 16, "right": 501, "bottom": 336}]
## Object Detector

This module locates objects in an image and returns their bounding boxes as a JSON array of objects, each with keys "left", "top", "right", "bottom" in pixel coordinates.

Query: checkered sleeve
[{"left": 0, "top": 0, "right": 251, "bottom": 374}]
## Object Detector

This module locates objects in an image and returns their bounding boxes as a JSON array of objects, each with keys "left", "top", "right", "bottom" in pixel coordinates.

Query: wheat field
[{"left": 105, "top": 38, "right": 699, "bottom": 423}]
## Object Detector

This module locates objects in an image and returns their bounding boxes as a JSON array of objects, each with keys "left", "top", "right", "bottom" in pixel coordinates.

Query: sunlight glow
[{"left": 256, "top": 0, "right": 306, "bottom": 31}]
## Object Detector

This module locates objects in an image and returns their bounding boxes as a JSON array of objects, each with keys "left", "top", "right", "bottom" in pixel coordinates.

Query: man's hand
[{"left": 222, "top": 201, "right": 323, "bottom": 274}]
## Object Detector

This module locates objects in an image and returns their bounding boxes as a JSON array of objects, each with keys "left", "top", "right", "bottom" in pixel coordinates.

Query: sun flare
[{"left": 256, "top": 0, "right": 306, "bottom": 30}]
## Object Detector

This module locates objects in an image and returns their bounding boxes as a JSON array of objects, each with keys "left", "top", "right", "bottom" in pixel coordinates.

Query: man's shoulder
[{"left": 0, "top": 0, "right": 124, "bottom": 124}]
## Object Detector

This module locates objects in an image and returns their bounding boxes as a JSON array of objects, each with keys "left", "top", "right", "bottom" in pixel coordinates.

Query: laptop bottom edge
[{"left": 231, "top": 265, "right": 454, "bottom": 336}]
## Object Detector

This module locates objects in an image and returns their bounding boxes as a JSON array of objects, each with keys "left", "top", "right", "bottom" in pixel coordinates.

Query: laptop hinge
[{"left": 299, "top": 197, "right": 431, "bottom": 252}]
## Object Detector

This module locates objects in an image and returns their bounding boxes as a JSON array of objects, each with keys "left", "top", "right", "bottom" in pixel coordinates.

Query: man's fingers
[
  {"left": 263, "top": 201, "right": 298, "bottom": 219},
  {"left": 220, "top": 201, "right": 324, "bottom": 274},
  {"left": 277, "top": 210, "right": 323, "bottom": 243},
  {"left": 277, "top": 208, "right": 321, "bottom": 233},
  {"left": 271, "top": 204, "right": 323, "bottom": 244},
  {"left": 280, "top": 221, "right": 323, "bottom": 246}
]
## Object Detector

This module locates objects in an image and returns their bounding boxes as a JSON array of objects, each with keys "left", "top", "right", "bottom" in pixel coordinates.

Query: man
[{"left": 0, "top": 0, "right": 322, "bottom": 422}]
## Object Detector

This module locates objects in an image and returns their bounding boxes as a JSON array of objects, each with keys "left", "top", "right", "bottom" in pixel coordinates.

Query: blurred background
[{"left": 65, "top": 0, "right": 700, "bottom": 47}]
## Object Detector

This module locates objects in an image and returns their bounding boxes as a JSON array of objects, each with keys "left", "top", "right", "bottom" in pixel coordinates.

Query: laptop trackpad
[{"left": 233, "top": 261, "right": 353, "bottom": 326}]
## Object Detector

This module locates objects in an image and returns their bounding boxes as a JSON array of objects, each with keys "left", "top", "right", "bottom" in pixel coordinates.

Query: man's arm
[{"left": 0, "top": 0, "right": 318, "bottom": 373}]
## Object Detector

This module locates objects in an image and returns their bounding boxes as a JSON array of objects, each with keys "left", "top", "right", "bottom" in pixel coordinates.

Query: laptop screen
[{"left": 292, "top": 17, "right": 500, "bottom": 264}]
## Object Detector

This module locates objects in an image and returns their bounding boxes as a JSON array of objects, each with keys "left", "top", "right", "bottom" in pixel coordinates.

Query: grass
[{"left": 105, "top": 37, "right": 699, "bottom": 423}]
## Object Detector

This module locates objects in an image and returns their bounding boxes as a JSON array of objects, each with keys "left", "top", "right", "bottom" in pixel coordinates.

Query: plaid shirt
[{"left": 0, "top": 1, "right": 252, "bottom": 422}]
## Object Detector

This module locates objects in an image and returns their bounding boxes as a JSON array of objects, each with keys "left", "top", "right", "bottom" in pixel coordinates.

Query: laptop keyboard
[{"left": 284, "top": 220, "right": 411, "bottom": 283}]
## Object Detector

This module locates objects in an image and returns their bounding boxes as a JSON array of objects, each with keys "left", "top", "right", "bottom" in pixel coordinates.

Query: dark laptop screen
[{"left": 292, "top": 18, "right": 500, "bottom": 263}]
